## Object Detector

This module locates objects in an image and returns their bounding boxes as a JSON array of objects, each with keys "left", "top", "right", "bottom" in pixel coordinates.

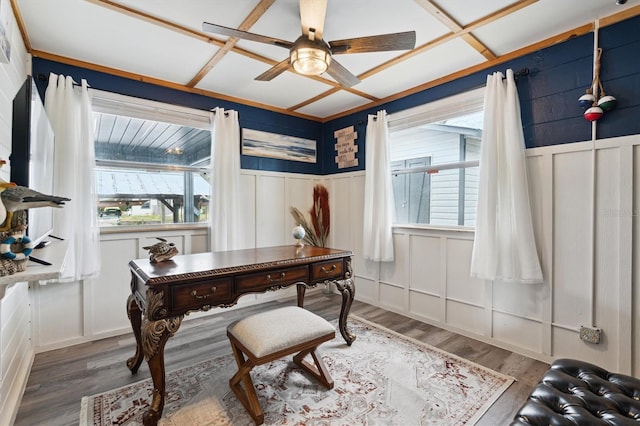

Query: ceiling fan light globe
[{"left": 291, "top": 47, "right": 330, "bottom": 75}]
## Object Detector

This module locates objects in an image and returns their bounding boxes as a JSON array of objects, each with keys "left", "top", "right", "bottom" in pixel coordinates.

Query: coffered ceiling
[{"left": 12, "top": 0, "right": 640, "bottom": 121}]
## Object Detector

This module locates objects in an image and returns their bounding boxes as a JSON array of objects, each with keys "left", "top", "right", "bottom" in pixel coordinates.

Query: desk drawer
[
  {"left": 235, "top": 265, "right": 309, "bottom": 292},
  {"left": 171, "top": 278, "right": 232, "bottom": 311},
  {"left": 311, "top": 259, "right": 344, "bottom": 281}
]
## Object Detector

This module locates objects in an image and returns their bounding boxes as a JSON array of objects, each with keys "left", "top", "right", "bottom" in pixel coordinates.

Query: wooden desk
[{"left": 126, "top": 245, "right": 355, "bottom": 426}]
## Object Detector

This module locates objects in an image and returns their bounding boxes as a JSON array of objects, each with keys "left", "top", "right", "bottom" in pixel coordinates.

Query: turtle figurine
[{"left": 143, "top": 237, "right": 179, "bottom": 263}]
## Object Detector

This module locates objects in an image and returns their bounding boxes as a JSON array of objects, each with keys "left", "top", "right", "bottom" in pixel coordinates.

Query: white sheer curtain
[
  {"left": 362, "top": 110, "right": 395, "bottom": 262},
  {"left": 209, "top": 107, "right": 243, "bottom": 252},
  {"left": 470, "top": 69, "right": 542, "bottom": 283},
  {"left": 44, "top": 73, "right": 101, "bottom": 281}
]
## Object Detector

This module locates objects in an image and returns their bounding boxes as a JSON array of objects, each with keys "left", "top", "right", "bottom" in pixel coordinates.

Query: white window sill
[
  {"left": 100, "top": 223, "right": 209, "bottom": 235},
  {"left": 392, "top": 224, "right": 475, "bottom": 234}
]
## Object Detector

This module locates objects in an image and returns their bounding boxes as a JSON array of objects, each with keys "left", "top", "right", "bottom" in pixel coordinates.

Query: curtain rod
[
  {"left": 366, "top": 69, "right": 529, "bottom": 123},
  {"left": 37, "top": 72, "right": 91, "bottom": 87}
]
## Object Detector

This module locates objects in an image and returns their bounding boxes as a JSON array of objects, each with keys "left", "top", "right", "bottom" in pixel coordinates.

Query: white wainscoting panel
[
  {"left": 551, "top": 149, "right": 593, "bottom": 329},
  {"left": 408, "top": 291, "right": 441, "bottom": 322},
  {"left": 348, "top": 173, "right": 380, "bottom": 282},
  {"left": 240, "top": 173, "right": 257, "bottom": 248},
  {"left": 446, "top": 238, "right": 483, "bottom": 306},
  {"left": 445, "top": 299, "right": 484, "bottom": 335},
  {"left": 256, "top": 175, "right": 286, "bottom": 247},
  {"left": 380, "top": 233, "right": 407, "bottom": 287},
  {"left": 354, "top": 276, "right": 375, "bottom": 303},
  {"left": 0, "top": 283, "right": 32, "bottom": 426},
  {"left": 408, "top": 234, "right": 441, "bottom": 295},
  {"left": 90, "top": 238, "right": 139, "bottom": 336},
  {"left": 378, "top": 282, "right": 404, "bottom": 311},
  {"left": 192, "top": 233, "right": 209, "bottom": 253},
  {"left": 329, "top": 175, "right": 354, "bottom": 252},
  {"left": 593, "top": 146, "right": 622, "bottom": 369},
  {"left": 31, "top": 280, "right": 84, "bottom": 348},
  {"left": 551, "top": 326, "right": 606, "bottom": 363},
  {"left": 286, "top": 175, "right": 313, "bottom": 242},
  {"left": 493, "top": 280, "right": 545, "bottom": 320},
  {"left": 492, "top": 310, "right": 541, "bottom": 352}
]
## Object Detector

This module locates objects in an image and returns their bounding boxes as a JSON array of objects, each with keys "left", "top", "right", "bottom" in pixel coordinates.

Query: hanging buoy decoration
[
  {"left": 581, "top": 48, "right": 617, "bottom": 121},
  {"left": 578, "top": 92, "right": 595, "bottom": 109},
  {"left": 597, "top": 94, "right": 617, "bottom": 111},
  {"left": 584, "top": 106, "right": 604, "bottom": 121}
]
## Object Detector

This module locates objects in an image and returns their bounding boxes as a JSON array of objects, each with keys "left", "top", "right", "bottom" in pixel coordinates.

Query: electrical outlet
[{"left": 579, "top": 326, "right": 601, "bottom": 344}]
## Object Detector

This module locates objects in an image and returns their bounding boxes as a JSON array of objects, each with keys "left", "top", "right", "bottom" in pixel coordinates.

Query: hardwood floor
[{"left": 14, "top": 289, "right": 549, "bottom": 425}]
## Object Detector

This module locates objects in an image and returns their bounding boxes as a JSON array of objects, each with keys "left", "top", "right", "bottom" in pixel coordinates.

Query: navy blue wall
[
  {"left": 322, "top": 15, "right": 640, "bottom": 174},
  {"left": 32, "top": 15, "right": 640, "bottom": 176},
  {"left": 31, "top": 58, "right": 324, "bottom": 175}
]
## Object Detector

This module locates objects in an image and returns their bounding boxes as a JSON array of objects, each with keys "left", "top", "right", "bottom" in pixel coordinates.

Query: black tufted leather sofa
[{"left": 511, "top": 358, "right": 640, "bottom": 425}]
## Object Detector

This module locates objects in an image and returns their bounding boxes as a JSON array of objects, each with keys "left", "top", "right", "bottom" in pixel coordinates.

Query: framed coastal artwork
[{"left": 242, "top": 128, "right": 316, "bottom": 163}]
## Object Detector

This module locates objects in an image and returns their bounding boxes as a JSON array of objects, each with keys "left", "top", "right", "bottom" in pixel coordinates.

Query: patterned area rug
[{"left": 80, "top": 316, "right": 514, "bottom": 425}]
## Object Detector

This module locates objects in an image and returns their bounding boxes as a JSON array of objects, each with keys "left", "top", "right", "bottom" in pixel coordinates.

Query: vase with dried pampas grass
[{"left": 289, "top": 184, "right": 330, "bottom": 247}]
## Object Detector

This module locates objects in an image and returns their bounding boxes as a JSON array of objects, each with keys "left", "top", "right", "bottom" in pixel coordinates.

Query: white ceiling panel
[
  {"left": 296, "top": 90, "right": 372, "bottom": 118},
  {"left": 114, "top": 0, "right": 261, "bottom": 31},
  {"left": 356, "top": 38, "right": 487, "bottom": 100},
  {"left": 19, "top": 0, "right": 217, "bottom": 84},
  {"left": 435, "top": 0, "right": 519, "bottom": 27},
  {"left": 232, "top": 0, "right": 303, "bottom": 60},
  {"left": 476, "top": 0, "right": 628, "bottom": 56},
  {"left": 320, "top": 0, "right": 449, "bottom": 44}
]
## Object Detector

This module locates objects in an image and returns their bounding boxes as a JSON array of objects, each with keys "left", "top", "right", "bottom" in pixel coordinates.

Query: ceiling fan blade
[
  {"left": 325, "top": 58, "right": 360, "bottom": 88},
  {"left": 255, "top": 58, "right": 292, "bottom": 81},
  {"left": 203, "top": 22, "right": 294, "bottom": 49},
  {"left": 329, "top": 31, "right": 416, "bottom": 54},
  {"left": 299, "top": 0, "right": 327, "bottom": 39}
]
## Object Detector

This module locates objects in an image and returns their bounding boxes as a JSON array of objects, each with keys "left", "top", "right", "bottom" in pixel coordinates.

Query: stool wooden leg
[
  {"left": 229, "top": 342, "right": 264, "bottom": 425},
  {"left": 293, "top": 347, "right": 334, "bottom": 389}
]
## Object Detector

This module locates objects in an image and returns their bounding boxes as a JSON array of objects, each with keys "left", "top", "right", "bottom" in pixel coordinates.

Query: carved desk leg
[
  {"left": 140, "top": 290, "right": 183, "bottom": 426},
  {"left": 126, "top": 294, "right": 144, "bottom": 373},
  {"left": 141, "top": 315, "right": 182, "bottom": 426},
  {"left": 334, "top": 277, "right": 356, "bottom": 345},
  {"left": 335, "top": 257, "right": 356, "bottom": 345}
]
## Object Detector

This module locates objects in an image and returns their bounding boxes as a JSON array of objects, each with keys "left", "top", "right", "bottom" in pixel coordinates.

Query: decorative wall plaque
[{"left": 334, "top": 126, "right": 358, "bottom": 169}]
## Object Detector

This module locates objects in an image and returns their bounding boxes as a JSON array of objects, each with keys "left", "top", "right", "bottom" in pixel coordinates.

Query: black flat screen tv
[{"left": 10, "top": 76, "right": 56, "bottom": 248}]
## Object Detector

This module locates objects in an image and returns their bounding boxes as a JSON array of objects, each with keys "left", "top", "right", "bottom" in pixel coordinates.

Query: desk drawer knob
[
  {"left": 190, "top": 286, "right": 217, "bottom": 299},
  {"left": 321, "top": 264, "right": 337, "bottom": 274},
  {"left": 266, "top": 272, "right": 286, "bottom": 282}
]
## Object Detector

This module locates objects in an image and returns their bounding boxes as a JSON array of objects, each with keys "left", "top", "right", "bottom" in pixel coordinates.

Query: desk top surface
[{"left": 129, "top": 245, "right": 352, "bottom": 285}]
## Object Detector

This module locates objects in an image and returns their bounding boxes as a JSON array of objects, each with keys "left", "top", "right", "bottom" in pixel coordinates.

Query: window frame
[
  {"left": 91, "top": 90, "right": 212, "bottom": 230},
  {"left": 387, "top": 87, "right": 485, "bottom": 230}
]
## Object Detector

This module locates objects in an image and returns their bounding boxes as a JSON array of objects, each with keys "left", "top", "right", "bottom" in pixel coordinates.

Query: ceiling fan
[{"left": 202, "top": 0, "right": 416, "bottom": 88}]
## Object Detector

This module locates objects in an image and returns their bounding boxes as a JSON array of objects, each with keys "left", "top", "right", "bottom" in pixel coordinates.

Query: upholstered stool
[
  {"left": 511, "top": 358, "right": 640, "bottom": 425},
  {"left": 227, "top": 306, "right": 335, "bottom": 425}
]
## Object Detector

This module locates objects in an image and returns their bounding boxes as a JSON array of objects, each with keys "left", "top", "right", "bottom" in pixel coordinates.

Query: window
[
  {"left": 388, "top": 88, "right": 484, "bottom": 227},
  {"left": 92, "top": 91, "right": 211, "bottom": 227}
]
